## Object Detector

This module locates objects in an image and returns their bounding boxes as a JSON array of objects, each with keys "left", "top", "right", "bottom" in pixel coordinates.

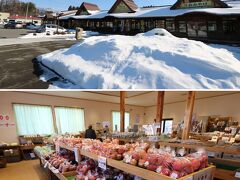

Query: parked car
[
  {"left": 36, "top": 24, "right": 66, "bottom": 33},
  {"left": 4, "top": 22, "right": 23, "bottom": 29},
  {"left": 25, "top": 23, "right": 40, "bottom": 30}
]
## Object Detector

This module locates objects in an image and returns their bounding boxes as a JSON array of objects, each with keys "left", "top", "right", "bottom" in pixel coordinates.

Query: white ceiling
[{"left": 24, "top": 91, "right": 239, "bottom": 107}]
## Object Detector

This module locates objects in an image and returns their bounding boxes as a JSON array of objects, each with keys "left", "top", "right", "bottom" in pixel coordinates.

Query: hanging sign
[
  {"left": 98, "top": 156, "right": 107, "bottom": 170},
  {"left": 181, "top": 1, "right": 212, "bottom": 8}
]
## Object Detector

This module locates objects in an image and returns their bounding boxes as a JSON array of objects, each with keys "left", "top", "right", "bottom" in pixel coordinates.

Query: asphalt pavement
[
  {"left": 0, "top": 40, "right": 77, "bottom": 89},
  {"left": 0, "top": 28, "right": 35, "bottom": 38}
]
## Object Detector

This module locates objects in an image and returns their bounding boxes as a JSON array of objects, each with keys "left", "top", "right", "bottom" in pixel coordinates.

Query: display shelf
[
  {"left": 80, "top": 150, "right": 215, "bottom": 180},
  {"left": 38, "top": 155, "right": 76, "bottom": 180},
  {"left": 59, "top": 144, "right": 215, "bottom": 180},
  {"left": 158, "top": 142, "right": 240, "bottom": 155},
  {"left": 58, "top": 143, "right": 74, "bottom": 151}
]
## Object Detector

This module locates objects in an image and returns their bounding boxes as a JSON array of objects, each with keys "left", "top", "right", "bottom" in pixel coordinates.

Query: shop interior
[{"left": 0, "top": 91, "right": 239, "bottom": 180}]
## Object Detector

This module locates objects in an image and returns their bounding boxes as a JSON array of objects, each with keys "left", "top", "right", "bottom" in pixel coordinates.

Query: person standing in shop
[{"left": 85, "top": 125, "right": 97, "bottom": 139}]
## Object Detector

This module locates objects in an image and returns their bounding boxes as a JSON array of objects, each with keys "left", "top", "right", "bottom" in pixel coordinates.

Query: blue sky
[{"left": 22, "top": 0, "right": 177, "bottom": 11}]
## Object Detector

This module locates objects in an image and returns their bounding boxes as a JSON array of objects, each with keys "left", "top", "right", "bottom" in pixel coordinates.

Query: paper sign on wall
[
  {"left": 0, "top": 115, "right": 10, "bottom": 121},
  {"left": 135, "top": 114, "right": 140, "bottom": 124},
  {"left": 0, "top": 114, "right": 14, "bottom": 128},
  {"left": 98, "top": 156, "right": 107, "bottom": 170},
  {"left": 102, "top": 121, "right": 110, "bottom": 128}
]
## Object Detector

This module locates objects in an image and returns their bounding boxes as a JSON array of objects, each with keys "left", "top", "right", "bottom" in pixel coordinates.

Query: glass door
[{"left": 187, "top": 21, "right": 207, "bottom": 38}]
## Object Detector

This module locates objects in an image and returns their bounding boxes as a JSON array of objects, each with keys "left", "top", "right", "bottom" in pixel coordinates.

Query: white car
[{"left": 37, "top": 24, "right": 66, "bottom": 33}]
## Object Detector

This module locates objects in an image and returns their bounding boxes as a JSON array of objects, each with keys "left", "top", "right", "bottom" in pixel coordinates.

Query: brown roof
[
  {"left": 76, "top": 2, "right": 100, "bottom": 15},
  {"left": 108, "top": 0, "right": 138, "bottom": 13},
  {"left": 171, "top": 0, "right": 228, "bottom": 10},
  {"left": 83, "top": 2, "right": 100, "bottom": 11}
]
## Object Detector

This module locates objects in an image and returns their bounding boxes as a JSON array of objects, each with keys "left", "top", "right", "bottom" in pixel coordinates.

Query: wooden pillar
[
  {"left": 120, "top": 91, "right": 125, "bottom": 132},
  {"left": 156, "top": 91, "right": 165, "bottom": 135},
  {"left": 182, "top": 91, "right": 196, "bottom": 140}
]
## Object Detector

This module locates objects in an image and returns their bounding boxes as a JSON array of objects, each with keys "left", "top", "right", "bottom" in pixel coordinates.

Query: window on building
[
  {"left": 112, "top": 111, "right": 130, "bottom": 132},
  {"left": 179, "top": 21, "right": 187, "bottom": 33},
  {"left": 155, "top": 20, "right": 165, "bottom": 28},
  {"left": 106, "top": 22, "right": 113, "bottom": 28},
  {"left": 161, "top": 118, "right": 173, "bottom": 134},
  {"left": 223, "top": 20, "right": 237, "bottom": 34},
  {"left": 13, "top": 104, "right": 55, "bottom": 135},
  {"left": 166, "top": 19, "right": 175, "bottom": 32},
  {"left": 54, "top": 107, "right": 85, "bottom": 134},
  {"left": 208, "top": 21, "right": 217, "bottom": 31}
]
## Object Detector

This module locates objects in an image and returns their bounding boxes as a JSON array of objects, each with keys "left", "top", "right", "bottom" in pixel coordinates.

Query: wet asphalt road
[
  {"left": 0, "top": 40, "right": 76, "bottom": 89},
  {"left": 0, "top": 28, "right": 35, "bottom": 38}
]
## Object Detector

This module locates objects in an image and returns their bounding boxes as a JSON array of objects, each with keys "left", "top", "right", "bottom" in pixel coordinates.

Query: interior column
[
  {"left": 182, "top": 91, "right": 196, "bottom": 140},
  {"left": 156, "top": 91, "right": 165, "bottom": 135},
  {"left": 120, "top": 91, "right": 125, "bottom": 132}
]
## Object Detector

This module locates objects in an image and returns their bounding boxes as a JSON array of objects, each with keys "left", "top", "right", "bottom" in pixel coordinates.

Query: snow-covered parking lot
[{"left": 36, "top": 28, "right": 240, "bottom": 89}]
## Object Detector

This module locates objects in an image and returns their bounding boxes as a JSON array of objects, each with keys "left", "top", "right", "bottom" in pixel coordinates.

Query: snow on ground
[
  {"left": 19, "top": 32, "right": 75, "bottom": 39},
  {"left": 0, "top": 31, "right": 100, "bottom": 46},
  {"left": 37, "top": 28, "right": 240, "bottom": 89},
  {"left": 19, "top": 30, "right": 99, "bottom": 39}
]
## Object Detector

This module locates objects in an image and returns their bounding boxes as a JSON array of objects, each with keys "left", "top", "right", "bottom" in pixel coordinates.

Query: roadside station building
[
  {"left": 0, "top": 12, "right": 10, "bottom": 23},
  {"left": 59, "top": 0, "right": 240, "bottom": 43},
  {"left": 9, "top": 15, "right": 42, "bottom": 24}
]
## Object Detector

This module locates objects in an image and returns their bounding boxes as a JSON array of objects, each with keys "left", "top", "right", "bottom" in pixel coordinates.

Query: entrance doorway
[{"left": 187, "top": 21, "right": 207, "bottom": 38}]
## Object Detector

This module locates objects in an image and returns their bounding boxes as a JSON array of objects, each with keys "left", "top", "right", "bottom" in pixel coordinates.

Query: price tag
[
  {"left": 44, "top": 161, "right": 48, "bottom": 168},
  {"left": 98, "top": 156, "right": 107, "bottom": 170},
  {"left": 30, "top": 153, "right": 35, "bottom": 159},
  {"left": 235, "top": 172, "right": 240, "bottom": 178},
  {"left": 55, "top": 143, "right": 60, "bottom": 153},
  {"left": 74, "top": 147, "right": 80, "bottom": 162},
  {"left": 183, "top": 176, "right": 193, "bottom": 180},
  {"left": 211, "top": 136, "right": 218, "bottom": 142},
  {"left": 52, "top": 168, "right": 59, "bottom": 174},
  {"left": 208, "top": 152, "right": 215, "bottom": 157}
]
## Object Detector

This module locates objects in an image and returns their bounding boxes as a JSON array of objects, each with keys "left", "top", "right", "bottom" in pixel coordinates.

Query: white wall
[
  {"left": 0, "top": 92, "right": 145, "bottom": 143},
  {"left": 145, "top": 93, "right": 240, "bottom": 126},
  {"left": 1, "top": 92, "right": 240, "bottom": 143}
]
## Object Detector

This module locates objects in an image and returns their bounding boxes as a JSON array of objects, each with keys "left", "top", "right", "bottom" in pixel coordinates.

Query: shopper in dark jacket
[{"left": 85, "top": 125, "right": 96, "bottom": 139}]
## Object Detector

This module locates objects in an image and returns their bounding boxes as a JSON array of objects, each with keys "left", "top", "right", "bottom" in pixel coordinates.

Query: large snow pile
[{"left": 37, "top": 28, "right": 240, "bottom": 89}]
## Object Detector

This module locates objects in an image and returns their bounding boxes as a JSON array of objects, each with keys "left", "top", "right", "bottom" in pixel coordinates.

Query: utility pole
[{"left": 25, "top": 2, "right": 29, "bottom": 23}]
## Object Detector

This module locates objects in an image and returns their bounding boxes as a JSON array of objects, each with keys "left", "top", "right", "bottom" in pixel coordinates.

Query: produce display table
[
  {"left": 158, "top": 141, "right": 240, "bottom": 180},
  {"left": 20, "top": 144, "right": 44, "bottom": 160},
  {"left": 0, "top": 145, "right": 20, "bottom": 155},
  {"left": 0, "top": 145, "right": 21, "bottom": 163},
  {"left": 38, "top": 155, "right": 76, "bottom": 180},
  {"left": 58, "top": 143, "right": 216, "bottom": 180},
  {"left": 158, "top": 141, "right": 240, "bottom": 155}
]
